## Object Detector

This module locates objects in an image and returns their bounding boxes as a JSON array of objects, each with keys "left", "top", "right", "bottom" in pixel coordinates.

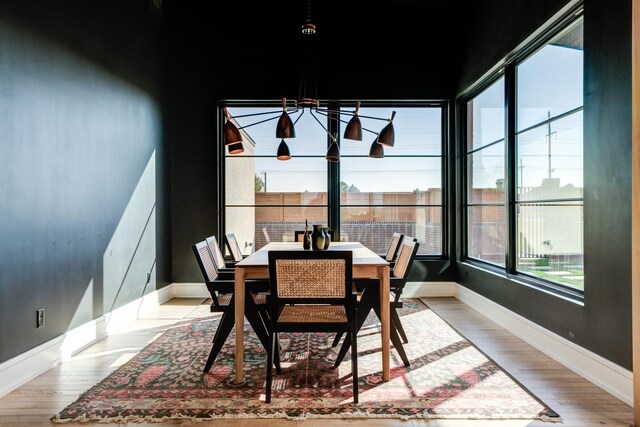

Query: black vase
[
  {"left": 311, "top": 224, "right": 326, "bottom": 251},
  {"left": 322, "top": 227, "right": 331, "bottom": 250},
  {"left": 302, "top": 229, "right": 311, "bottom": 250}
]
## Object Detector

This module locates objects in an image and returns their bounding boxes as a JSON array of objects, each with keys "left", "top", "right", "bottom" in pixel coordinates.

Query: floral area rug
[{"left": 53, "top": 299, "right": 560, "bottom": 423}]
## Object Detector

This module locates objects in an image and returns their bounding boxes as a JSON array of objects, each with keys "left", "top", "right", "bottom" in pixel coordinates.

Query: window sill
[{"left": 460, "top": 259, "right": 584, "bottom": 305}]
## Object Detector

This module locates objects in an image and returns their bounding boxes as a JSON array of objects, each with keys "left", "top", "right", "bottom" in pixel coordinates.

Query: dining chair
[
  {"left": 206, "top": 235, "right": 270, "bottom": 290},
  {"left": 225, "top": 233, "right": 244, "bottom": 264},
  {"left": 192, "top": 241, "right": 280, "bottom": 373},
  {"left": 265, "top": 250, "right": 358, "bottom": 404},
  {"left": 384, "top": 232, "right": 404, "bottom": 264},
  {"left": 333, "top": 237, "right": 420, "bottom": 368},
  {"left": 294, "top": 229, "right": 334, "bottom": 242},
  {"left": 330, "top": 232, "right": 403, "bottom": 347}
]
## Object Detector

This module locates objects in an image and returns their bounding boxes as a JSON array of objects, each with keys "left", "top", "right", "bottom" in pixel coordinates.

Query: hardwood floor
[{"left": 0, "top": 297, "right": 633, "bottom": 426}]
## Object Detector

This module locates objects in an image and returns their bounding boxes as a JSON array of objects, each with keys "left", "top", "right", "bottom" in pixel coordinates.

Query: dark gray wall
[
  {"left": 167, "top": 0, "right": 459, "bottom": 282},
  {"left": 456, "top": 0, "right": 632, "bottom": 368},
  {"left": 0, "top": 0, "right": 171, "bottom": 364}
]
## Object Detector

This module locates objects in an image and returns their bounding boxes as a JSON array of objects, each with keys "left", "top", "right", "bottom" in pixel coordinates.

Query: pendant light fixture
[
  {"left": 221, "top": 0, "right": 398, "bottom": 159},
  {"left": 377, "top": 111, "right": 396, "bottom": 147},
  {"left": 343, "top": 102, "right": 363, "bottom": 141},
  {"left": 326, "top": 135, "right": 340, "bottom": 162},
  {"left": 276, "top": 139, "right": 291, "bottom": 160},
  {"left": 368, "top": 136, "right": 384, "bottom": 158}
]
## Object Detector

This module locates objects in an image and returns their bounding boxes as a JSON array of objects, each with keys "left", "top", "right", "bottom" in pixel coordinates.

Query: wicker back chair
[
  {"left": 224, "top": 233, "right": 244, "bottom": 263},
  {"left": 333, "top": 237, "right": 420, "bottom": 369},
  {"left": 192, "top": 241, "right": 279, "bottom": 373},
  {"left": 265, "top": 250, "right": 358, "bottom": 404},
  {"left": 205, "top": 235, "right": 228, "bottom": 270},
  {"left": 385, "top": 232, "right": 404, "bottom": 262}
]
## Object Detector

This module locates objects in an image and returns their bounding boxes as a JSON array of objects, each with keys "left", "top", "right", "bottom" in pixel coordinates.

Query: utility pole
[{"left": 546, "top": 111, "right": 557, "bottom": 179}]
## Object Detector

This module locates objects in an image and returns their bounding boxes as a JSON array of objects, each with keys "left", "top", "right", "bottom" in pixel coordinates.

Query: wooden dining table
[{"left": 233, "top": 241, "right": 391, "bottom": 383}]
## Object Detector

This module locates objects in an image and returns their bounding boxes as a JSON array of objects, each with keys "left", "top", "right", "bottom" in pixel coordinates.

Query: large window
[
  {"left": 515, "top": 19, "right": 584, "bottom": 290},
  {"left": 465, "top": 78, "right": 506, "bottom": 265},
  {"left": 463, "top": 14, "right": 584, "bottom": 293},
  {"left": 340, "top": 107, "right": 443, "bottom": 255},
  {"left": 223, "top": 104, "right": 445, "bottom": 257}
]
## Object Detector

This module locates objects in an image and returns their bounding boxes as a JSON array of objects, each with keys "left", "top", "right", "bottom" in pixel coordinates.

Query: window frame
[
  {"left": 459, "top": 4, "right": 585, "bottom": 300},
  {"left": 218, "top": 100, "right": 450, "bottom": 260}
]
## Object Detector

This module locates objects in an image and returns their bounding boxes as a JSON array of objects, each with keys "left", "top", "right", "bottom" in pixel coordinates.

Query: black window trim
[
  {"left": 458, "top": 2, "right": 585, "bottom": 300},
  {"left": 219, "top": 99, "right": 451, "bottom": 261}
]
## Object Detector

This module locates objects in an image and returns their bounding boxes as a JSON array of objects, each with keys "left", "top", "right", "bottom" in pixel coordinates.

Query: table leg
[
  {"left": 378, "top": 265, "right": 390, "bottom": 381},
  {"left": 234, "top": 267, "right": 246, "bottom": 384}
]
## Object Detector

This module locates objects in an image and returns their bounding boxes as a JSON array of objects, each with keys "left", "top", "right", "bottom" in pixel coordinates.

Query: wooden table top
[{"left": 235, "top": 242, "right": 389, "bottom": 268}]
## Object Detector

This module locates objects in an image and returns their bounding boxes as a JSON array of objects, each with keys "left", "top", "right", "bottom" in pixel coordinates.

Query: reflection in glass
[
  {"left": 468, "top": 77, "right": 505, "bottom": 150},
  {"left": 517, "top": 19, "right": 583, "bottom": 131},
  {"left": 340, "top": 207, "right": 442, "bottom": 255},
  {"left": 339, "top": 107, "right": 442, "bottom": 156},
  {"left": 516, "top": 202, "right": 583, "bottom": 290},
  {"left": 468, "top": 205, "right": 506, "bottom": 266},
  {"left": 226, "top": 206, "right": 327, "bottom": 253},
  {"left": 469, "top": 141, "right": 505, "bottom": 204},
  {"left": 517, "top": 112, "right": 583, "bottom": 200}
]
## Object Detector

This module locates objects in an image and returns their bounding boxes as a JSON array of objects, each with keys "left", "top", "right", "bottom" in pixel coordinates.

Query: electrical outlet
[{"left": 36, "top": 308, "right": 45, "bottom": 328}]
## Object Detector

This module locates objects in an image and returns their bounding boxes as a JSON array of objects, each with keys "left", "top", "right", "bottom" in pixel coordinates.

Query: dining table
[{"left": 233, "top": 241, "right": 391, "bottom": 383}]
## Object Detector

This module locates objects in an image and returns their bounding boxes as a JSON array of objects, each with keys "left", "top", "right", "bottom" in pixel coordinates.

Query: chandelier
[{"left": 222, "top": 1, "right": 396, "bottom": 161}]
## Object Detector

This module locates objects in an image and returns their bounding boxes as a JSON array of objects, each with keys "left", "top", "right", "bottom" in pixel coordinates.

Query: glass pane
[
  {"left": 469, "top": 141, "right": 505, "bottom": 203},
  {"left": 340, "top": 157, "right": 441, "bottom": 198},
  {"left": 340, "top": 206, "right": 442, "bottom": 255},
  {"left": 339, "top": 107, "right": 442, "bottom": 156},
  {"left": 517, "top": 19, "right": 583, "bottom": 130},
  {"left": 468, "top": 205, "right": 506, "bottom": 266},
  {"left": 226, "top": 206, "right": 327, "bottom": 253},
  {"left": 516, "top": 202, "right": 583, "bottom": 290},
  {"left": 226, "top": 157, "right": 327, "bottom": 205},
  {"left": 226, "top": 106, "right": 328, "bottom": 156},
  {"left": 517, "top": 112, "right": 583, "bottom": 201},
  {"left": 468, "top": 77, "right": 504, "bottom": 150}
]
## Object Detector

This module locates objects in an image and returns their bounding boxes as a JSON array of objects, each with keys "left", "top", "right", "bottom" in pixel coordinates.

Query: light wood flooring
[{"left": 0, "top": 297, "right": 633, "bottom": 426}]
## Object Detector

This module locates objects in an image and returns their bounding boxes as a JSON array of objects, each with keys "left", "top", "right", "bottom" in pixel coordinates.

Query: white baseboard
[
  {"left": 171, "top": 282, "right": 209, "bottom": 298},
  {"left": 452, "top": 284, "right": 633, "bottom": 407},
  {"left": 404, "top": 281, "right": 456, "bottom": 298},
  {"left": 0, "top": 284, "right": 174, "bottom": 398}
]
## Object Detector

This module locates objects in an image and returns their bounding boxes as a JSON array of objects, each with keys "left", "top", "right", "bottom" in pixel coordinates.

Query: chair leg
[
  {"left": 331, "top": 332, "right": 344, "bottom": 347},
  {"left": 265, "top": 330, "right": 275, "bottom": 403},
  {"left": 247, "top": 303, "right": 282, "bottom": 373},
  {"left": 373, "top": 304, "right": 410, "bottom": 367},
  {"left": 334, "top": 292, "right": 373, "bottom": 368},
  {"left": 390, "top": 308, "right": 409, "bottom": 344},
  {"left": 351, "top": 327, "right": 359, "bottom": 404},
  {"left": 203, "top": 309, "right": 235, "bottom": 373}
]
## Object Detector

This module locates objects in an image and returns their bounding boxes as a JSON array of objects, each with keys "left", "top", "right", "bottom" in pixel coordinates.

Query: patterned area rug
[{"left": 53, "top": 299, "right": 560, "bottom": 422}]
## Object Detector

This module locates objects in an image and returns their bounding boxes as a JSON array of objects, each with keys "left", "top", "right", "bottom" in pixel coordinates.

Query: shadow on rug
[{"left": 53, "top": 299, "right": 560, "bottom": 423}]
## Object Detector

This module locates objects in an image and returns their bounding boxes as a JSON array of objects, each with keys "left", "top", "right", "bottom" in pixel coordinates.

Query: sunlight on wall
[{"left": 103, "top": 151, "right": 156, "bottom": 316}]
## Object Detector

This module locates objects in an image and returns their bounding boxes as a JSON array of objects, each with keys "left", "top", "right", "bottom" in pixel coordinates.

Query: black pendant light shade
[
  {"left": 223, "top": 108, "right": 242, "bottom": 145},
  {"left": 369, "top": 137, "right": 384, "bottom": 158},
  {"left": 276, "top": 98, "right": 296, "bottom": 139},
  {"left": 377, "top": 110, "right": 396, "bottom": 147},
  {"left": 227, "top": 141, "right": 244, "bottom": 155},
  {"left": 343, "top": 102, "right": 362, "bottom": 141},
  {"left": 276, "top": 139, "right": 291, "bottom": 160},
  {"left": 326, "top": 141, "right": 340, "bottom": 162}
]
